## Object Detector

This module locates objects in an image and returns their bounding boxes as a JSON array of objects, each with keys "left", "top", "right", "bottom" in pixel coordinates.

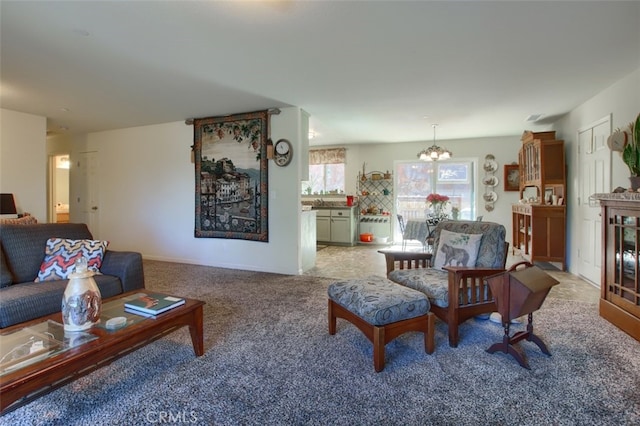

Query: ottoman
[{"left": 328, "top": 275, "right": 435, "bottom": 372}]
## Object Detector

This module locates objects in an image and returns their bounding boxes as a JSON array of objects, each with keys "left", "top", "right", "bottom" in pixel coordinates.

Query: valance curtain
[{"left": 309, "top": 148, "right": 346, "bottom": 165}]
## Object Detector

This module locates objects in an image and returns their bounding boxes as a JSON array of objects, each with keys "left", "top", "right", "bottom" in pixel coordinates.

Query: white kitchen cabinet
[
  {"left": 315, "top": 208, "right": 356, "bottom": 246},
  {"left": 316, "top": 210, "right": 331, "bottom": 242}
]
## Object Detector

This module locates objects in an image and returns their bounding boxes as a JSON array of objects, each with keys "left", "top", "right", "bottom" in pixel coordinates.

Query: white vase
[{"left": 62, "top": 258, "right": 102, "bottom": 332}]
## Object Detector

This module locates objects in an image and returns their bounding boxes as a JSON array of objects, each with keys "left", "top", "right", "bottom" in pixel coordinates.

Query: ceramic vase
[{"left": 62, "top": 257, "right": 102, "bottom": 332}]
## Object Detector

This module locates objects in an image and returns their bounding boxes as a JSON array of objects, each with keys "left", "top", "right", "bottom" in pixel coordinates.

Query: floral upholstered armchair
[{"left": 380, "top": 220, "right": 508, "bottom": 347}]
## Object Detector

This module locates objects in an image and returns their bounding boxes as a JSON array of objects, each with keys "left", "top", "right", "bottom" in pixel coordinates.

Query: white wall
[
  {"left": 0, "top": 109, "right": 47, "bottom": 220},
  {"left": 554, "top": 67, "right": 640, "bottom": 274},
  {"left": 73, "top": 107, "right": 305, "bottom": 274}
]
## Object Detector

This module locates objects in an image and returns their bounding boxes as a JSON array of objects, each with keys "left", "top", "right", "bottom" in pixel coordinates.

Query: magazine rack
[{"left": 485, "top": 261, "right": 558, "bottom": 369}]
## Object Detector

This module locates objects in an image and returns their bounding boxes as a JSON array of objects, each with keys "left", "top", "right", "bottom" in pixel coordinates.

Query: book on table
[
  {"left": 124, "top": 293, "right": 185, "bottom": 315},
  {"left": 124, "top": 308, "right": 158, "bottom": 319}
]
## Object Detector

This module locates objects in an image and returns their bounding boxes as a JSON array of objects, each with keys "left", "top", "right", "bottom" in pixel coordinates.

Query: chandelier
[{"left": 417, "top": 124, "right": 452, "bottom": 161}]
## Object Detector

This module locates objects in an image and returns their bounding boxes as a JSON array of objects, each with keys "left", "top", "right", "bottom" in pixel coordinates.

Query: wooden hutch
[
  {"left": 512, "top": 131, "right": 566, "bottom": 270},
  {"left": 592, "top": 193, "right": 640, "bottom": 342}
]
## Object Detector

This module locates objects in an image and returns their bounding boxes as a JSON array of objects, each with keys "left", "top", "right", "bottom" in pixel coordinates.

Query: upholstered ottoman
[{"left": 328, "top": 275, "right": 435, "bottom": 372}]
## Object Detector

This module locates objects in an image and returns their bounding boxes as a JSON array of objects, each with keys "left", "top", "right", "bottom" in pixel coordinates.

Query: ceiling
[{"left": 1, "top": 1, "right": 638, "bottom": 146}]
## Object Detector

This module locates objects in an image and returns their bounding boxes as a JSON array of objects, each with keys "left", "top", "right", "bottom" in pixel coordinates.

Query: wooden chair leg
[
  {"left": 448, "top": 321, "right": 459, "bottom": 347},
  {"left": 373, "top": 326, "right": 385, "bottom": 372},
  {"left": 328, "top": 299, "right": 336, "bottom": 335},
  {"left": 425, "top": 312, "right": 435, "bottom": 354}
]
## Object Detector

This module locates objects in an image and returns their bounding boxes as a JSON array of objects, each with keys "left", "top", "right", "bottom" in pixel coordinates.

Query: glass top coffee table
[{"left": 0, "top": 291, "right": 205, "bottom": 414}]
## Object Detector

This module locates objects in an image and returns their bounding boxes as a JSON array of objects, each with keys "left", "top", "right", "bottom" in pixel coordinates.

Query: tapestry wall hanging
[{"left": 193, "top": 110, "right": 268, "bottom": 241}]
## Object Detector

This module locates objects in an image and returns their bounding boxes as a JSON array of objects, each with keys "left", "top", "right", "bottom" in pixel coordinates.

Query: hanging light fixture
[{"left": 417, "top": 124, "right": 452, "bottom": 161}]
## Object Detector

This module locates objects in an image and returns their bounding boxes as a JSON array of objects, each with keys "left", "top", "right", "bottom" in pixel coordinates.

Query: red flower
[{"left": 426, "top": 193, "right": 450, "bottom": 203}]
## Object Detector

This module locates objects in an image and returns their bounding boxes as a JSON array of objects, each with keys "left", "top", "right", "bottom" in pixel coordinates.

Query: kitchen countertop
[{"left": 311, "top": 205, "right": 356, "bottom": 210}]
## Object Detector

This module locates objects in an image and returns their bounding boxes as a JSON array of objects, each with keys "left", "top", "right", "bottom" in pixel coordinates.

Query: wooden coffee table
[{"left": 0, "top": 291, "right": 205, "bottom": 414}]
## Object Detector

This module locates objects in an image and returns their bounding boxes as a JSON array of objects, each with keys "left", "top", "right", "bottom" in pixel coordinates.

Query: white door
[
  {"left": 76, "top": 151, "right": 100, "bottom": 237},
  {"left": 578, "top": 116, "right": 611, "bottom": 286}
]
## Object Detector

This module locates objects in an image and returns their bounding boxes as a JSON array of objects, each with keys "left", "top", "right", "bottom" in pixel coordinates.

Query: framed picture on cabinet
[
  {"left": 504, "top": 164, "right": 520, "bottom": 192},
  {"left": 545, "top": 188, "right": 554, "bottom": 205}
]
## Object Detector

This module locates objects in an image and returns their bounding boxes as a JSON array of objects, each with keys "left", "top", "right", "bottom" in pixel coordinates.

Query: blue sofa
[{"left": 0, "top": 223, "right": 145, "bottom": 328}]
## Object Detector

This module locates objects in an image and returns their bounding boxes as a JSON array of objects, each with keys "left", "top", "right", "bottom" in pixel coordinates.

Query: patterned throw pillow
[
  {"left": 35, "top": 238, "right": 109, "bottom": 282},
  {"left": 432, "top": 229, "right": 483, "bottom": 271}
]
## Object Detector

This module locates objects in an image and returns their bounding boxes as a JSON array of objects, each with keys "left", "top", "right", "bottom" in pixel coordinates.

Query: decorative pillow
[
  {"left": 432, "top": 229, "right": 482, "bottom": 271},
  {"left": 35, "top": 238, "right": 109, "bottom": 282}
]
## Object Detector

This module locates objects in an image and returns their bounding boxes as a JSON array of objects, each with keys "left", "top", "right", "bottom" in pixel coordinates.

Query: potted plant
[{"left": 622, "top": 113, "right": 640, "bottom": 189}]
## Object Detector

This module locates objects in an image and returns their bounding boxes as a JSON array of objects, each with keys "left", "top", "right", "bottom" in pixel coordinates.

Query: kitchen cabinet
[
  {"left": 315, "top": 208, "right": 356, "bottom": 246},
  {"left": 316, "top": 210, "right": 331, "bottom": 242},
  {"left": 593, "top": 194, "right": 640, "bottom": 342}
]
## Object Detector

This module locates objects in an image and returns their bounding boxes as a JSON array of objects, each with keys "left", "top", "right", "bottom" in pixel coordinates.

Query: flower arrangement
[
  {"left": 426, "top": 193, "right": 450, "bottom": 208},
  {"left": 426, "top": 193, "right": 450, "bottom": 219}
]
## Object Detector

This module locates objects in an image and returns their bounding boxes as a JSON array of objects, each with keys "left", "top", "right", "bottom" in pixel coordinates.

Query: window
[
  {"left": 302, "top": 148, "right": 346, "bottom": 195},
  {"left": 394, "top": 160, "right": 477, "bottom": 222}
]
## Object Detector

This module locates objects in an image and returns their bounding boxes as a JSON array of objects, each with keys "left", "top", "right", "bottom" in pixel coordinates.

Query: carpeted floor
[{"left": 2, "top": 260, "right": 639, "bottom": 425}]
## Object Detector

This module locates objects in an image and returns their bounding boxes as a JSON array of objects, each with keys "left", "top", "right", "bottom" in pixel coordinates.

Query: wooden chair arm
[
  {"left": 378, "top": 250, "right": 433, "bottom": 275},
  {"left": 444, "top": 267, "right": 506, "bottom": 307}
]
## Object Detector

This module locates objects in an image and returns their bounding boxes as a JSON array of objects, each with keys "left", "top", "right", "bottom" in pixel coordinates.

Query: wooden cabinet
[
  {"left": 595, "top": 195, "right": 640, "bottom": 342},
  {"left": 519, "top": 131, "right": 565, "bottom": 202},
  {"left": 512, "top": 131, "right": 566, "bottom": 269},
  {"left": 512, "top": 204, "right": 566, "bottom": 270}
]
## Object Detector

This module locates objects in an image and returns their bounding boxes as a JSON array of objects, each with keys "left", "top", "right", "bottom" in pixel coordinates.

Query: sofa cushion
[
  {"left": 388, "top": 269, "right": 450, "bottom": 308},
  {"left": 35, "top": 238, "right": 108, "bottom": 282},
  {"left": 328, "top": 275, "right": 430, "bottom": 326},
  {"left": 0, "top": 275, "right": 123, "bottom": 328},
  {"left": 432, "top": 229, "right": 482, "bottom": 270},
  {"left": 0, "top": 223, "right": 93, "bottom": 283},
  {"left": 388, "top": 268, "right": 493, "bottom": 309}
]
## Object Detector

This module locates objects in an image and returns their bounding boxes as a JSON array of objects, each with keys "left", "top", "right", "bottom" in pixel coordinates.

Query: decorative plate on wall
[
  {"left": 483, "top": 160, "right": 498, "bottom": 173},
  {"left": 483, "top": 191, "right": 497, "bottom": 202},
  {"left": 482, "top": 176, "right": 499, "bottom": 187}
]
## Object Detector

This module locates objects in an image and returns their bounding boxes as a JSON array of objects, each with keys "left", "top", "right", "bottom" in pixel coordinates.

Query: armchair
[{"left": 380, "top": 220, "right": 508, "bottom": 347}]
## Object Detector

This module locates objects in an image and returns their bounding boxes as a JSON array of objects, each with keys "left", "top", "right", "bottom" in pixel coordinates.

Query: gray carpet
[{"left": 3, "top": 260, "right": 640, "bottom": 425}]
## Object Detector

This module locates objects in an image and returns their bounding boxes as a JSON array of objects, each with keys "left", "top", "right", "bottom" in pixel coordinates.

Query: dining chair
[{"left": 397, "top": 214, "right": 407, "bottom": 250}]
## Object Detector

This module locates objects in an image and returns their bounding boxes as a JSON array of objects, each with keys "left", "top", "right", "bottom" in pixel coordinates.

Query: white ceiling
[{"left": 1, "top": 1, "right": 638, "bottom": 146}]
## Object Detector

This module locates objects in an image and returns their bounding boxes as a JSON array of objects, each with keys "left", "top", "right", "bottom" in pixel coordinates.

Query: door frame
[{"left": 47, "top": 154, "right": 70, "bottom": 224}]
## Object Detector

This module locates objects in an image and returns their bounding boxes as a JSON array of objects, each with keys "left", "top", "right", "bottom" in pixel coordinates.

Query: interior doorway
[{"left": 50, "top": 154, "right": 70, "bottom": 223}]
